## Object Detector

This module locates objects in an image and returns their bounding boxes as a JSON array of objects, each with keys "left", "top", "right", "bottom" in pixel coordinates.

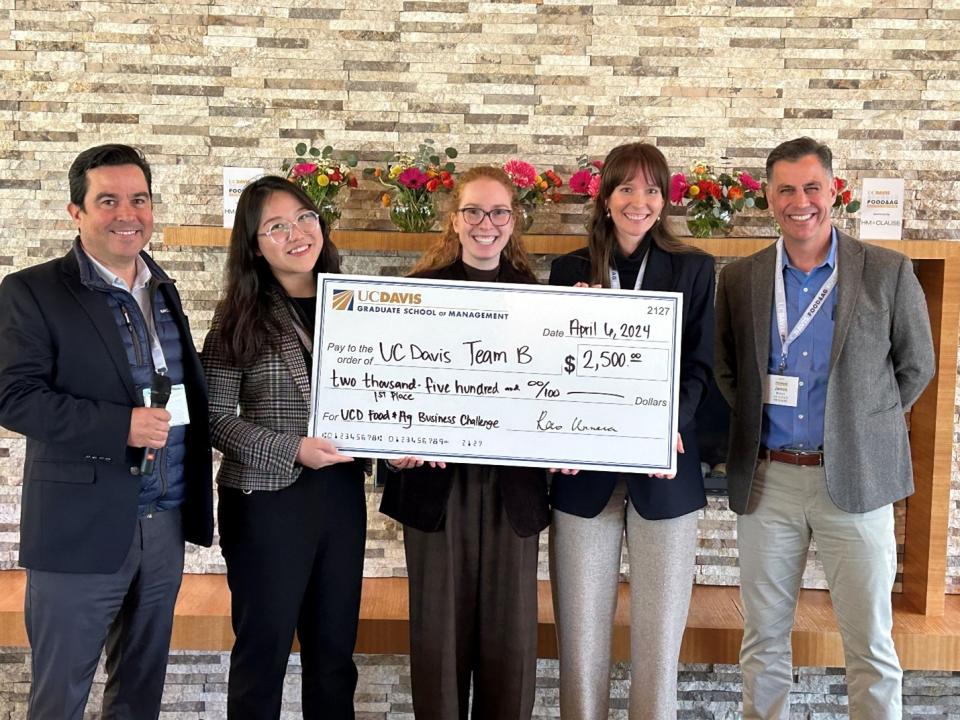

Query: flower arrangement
[
  {"left": 669, "top": 162, "right": 764, "bottom": 237},
  {"left": 363, "top": 139, "right": 457, "bottom": 232},
  {"left": 503, "top": 159, "right": 563, "bottom": 230},
  {"left": 282, "top": 142, "right": 358, "bottom": 228},
  {"left": 568, "top": 155, "right": 604, "bottom": 198}
]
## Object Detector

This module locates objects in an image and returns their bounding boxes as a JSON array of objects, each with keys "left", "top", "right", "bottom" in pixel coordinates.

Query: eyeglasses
[
  {"left": 258, "top": 211, "right": 320, "bottom": 244},
  {"left": 458, "top": 207, "right": 514, "bottom": 227}
]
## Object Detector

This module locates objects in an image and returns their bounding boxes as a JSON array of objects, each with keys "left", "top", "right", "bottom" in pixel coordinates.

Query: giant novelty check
[{"left": 308, "top": 274, "right": 683, "bottom": 474}]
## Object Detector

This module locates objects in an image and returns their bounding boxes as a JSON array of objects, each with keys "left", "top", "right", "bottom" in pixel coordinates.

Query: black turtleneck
[
  {"left": 612, "top": 234, "right": 652, "bottom": 290},
  {"left": 461, "top": 261, "right": 500, "bottom": 283}
]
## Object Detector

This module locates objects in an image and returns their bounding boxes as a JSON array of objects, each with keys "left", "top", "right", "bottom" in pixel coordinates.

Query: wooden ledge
[
  {"left": 161, "top": 227, "right": 960, "bottom": 260},
  {"left": 1, "top": 570, "right": 959, "bottom": 669}
]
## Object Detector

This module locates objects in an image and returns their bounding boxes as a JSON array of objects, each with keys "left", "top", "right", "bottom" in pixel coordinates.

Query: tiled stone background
[
  {"left": 1, "top": 651, "right": 959, "bottom": 719},
  {"left": 1, "top": 0, "right": 959, "bottom": 717}
]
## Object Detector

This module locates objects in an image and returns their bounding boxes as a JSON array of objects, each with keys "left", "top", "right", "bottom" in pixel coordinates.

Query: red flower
[
  {"left": 834, "top": 177, "right": 846, "bottom": 192},
  {"left": 587, "top": 175, "right": 601, "bottom": 198},
  {"left": 290, "top": 162, "right": 318, "bottom": 178},
  {"left": 738, "top": 172, "right": 761, "bottom": 192},
  {"left": 669, "top": 173, "right": 689, "bottom": 204},
  {"left": 425, "top": 177, "right": 440, "bottom": 193},
  {"left": 397, "top": 167, "right": 427, "bottom": 189},
  {"left": 727, "top": 185, "right": 744, "bottom": 202},
  {"left": 842, "top": 190, "right": 852, "bottom": 205},
  {"left": 348, "top": 175, "right": 358, "bottom": 188},
  {"left": 329, "top": 169, "right": 342, "bottom": 183},
  {"left": 503, "top": 159, "right": 537, "bottom": 189},
  {"left": 569, "top": 168, "right": 593, "bottom": 194},
  {"left": 698, "top": 180, "right": 722, "bottom": 200}
]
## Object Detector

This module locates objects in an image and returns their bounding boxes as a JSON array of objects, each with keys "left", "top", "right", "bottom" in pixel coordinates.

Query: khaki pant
[
  {"left": 550, "top": 479, "right": 699, "bottom": 720},
  {"left": 738, "top": 459, "right": 902, "bottom": 720}
]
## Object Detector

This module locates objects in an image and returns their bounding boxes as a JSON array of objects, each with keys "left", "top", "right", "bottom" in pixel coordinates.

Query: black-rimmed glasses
[
  {"left": 258, "top": 211, "right": 320, "bottom": 244},
  {"left": 458, "top": 207, "right": 514, "bottom": 227}
]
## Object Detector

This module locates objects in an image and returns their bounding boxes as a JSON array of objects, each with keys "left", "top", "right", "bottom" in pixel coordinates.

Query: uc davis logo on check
[{"left": 331, "top": 289, "right": 354, "bottom": 311}]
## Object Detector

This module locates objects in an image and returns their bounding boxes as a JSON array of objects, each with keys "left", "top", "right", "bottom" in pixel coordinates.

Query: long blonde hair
[
  {"left": 410, "top": 166, "right": 535, "bottom": 277},
  {"left": 586, "top": 143, "right": 701, "bottom": 287}
]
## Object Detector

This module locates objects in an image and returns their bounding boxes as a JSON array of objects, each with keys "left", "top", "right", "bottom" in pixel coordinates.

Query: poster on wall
[
  {"left": 858, "top": 178, "right": 905, "bottom": 240},
  {"left": 223, "top": 167, "right": 265, "bottom": 228}
]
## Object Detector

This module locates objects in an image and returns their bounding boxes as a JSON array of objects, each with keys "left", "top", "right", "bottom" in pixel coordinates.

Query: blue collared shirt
[{"left": 761, "top": 228, "right": 838, "bottom": 450}]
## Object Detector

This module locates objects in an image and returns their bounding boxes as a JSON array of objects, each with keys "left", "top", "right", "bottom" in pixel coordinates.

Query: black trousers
[
  {"left": 218, "top": 463, "right": 366, "bottom": 720},
  {"left": 403, "top": 469, "right": 540, "bottom": 720}
]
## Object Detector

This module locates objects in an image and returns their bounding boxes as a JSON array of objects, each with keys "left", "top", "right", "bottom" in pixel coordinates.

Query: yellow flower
[
  {"left": 389, "top": 165, "right": 403, "bottom": 179},
  {"left": 316, "top": 174, "right": 330, "bottom": 187},
  {"left": 689, "top": 185, "right": 700, "bottom": 197}
]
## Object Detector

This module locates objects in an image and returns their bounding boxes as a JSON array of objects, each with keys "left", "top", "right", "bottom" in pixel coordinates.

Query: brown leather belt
[{"left": 759, "top": 447, "right": 824, "bottom": 467}]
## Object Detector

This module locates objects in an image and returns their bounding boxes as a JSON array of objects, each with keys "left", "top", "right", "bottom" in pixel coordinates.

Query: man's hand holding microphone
[{"left": 128, "top": 373, "right": 172, "bottom": 474}]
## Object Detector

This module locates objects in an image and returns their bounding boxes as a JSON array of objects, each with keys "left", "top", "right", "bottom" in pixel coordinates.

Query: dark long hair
[
  {"left": 410, "top": 166, "right": 535, "bottom": 278},
  {"left": 215, "top": 175, "right": 341, "bottom": 367},
  {"left": 586, "top": 142, "right": 700, "bottom": 287}
]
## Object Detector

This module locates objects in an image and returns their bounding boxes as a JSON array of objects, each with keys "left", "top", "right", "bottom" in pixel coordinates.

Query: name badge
[
  {"left": 763, "top": 374, "right": 799, "bottom": 407},
  {"left": 142, "top": 383, "right": 191, "bottom": 427}
]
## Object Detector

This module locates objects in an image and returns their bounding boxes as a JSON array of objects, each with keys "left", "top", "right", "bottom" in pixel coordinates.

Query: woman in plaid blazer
[{"left": 202, "top": 176, "right": 366, "bottom": 720}]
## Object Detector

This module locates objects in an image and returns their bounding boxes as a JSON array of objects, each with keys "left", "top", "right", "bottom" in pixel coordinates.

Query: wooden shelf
[
  {"left": 162, "top": 226, "right": 960, "bottom": 259},
  {"left": 3, "top": 571, "right": 959, "bottom": 669}
]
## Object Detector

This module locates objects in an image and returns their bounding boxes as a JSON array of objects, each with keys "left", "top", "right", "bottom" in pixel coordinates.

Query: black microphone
[{"left": 140, "top": 373, "right": 172, "bottom": 476}]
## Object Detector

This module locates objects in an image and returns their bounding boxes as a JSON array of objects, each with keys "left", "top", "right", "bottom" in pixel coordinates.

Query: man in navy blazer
[{"left": 0, "top": 144, "right": 213, "bottom": 719}]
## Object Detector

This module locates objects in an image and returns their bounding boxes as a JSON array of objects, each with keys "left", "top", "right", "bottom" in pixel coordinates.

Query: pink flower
[
  {"left": 569, "top": 168, "right": 593, "bottom": 194},
  {"left": 670, "top": 172, "right": 689, "bottom": 204},
  {"left": 397, "top": 167, "right": 427, "bottom": 189},
  {"left": 738, "top": 171, "right": 761, "bottom": 192},
  {"left": 587, "top": 174, "right": 601, "bottom": 198},
  {"left": 291, "top": 162, "right": 318, "bottom": 178},
  {"left": 503, "top": 159, "right": 537, "bottom": 189}
]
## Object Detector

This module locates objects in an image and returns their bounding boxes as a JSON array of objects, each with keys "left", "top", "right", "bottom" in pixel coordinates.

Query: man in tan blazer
[{"left": 715, "top": 137, "right": 935, "bottom": 720}]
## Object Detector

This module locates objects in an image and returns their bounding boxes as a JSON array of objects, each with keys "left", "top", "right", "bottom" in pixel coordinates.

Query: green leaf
[
  {"left": 445, "top": 147, "right": 458, "bottom": 158},
  {"left": 295, "top": 142, "right": 307, "bottom": 156},
  {"left": 346, "top": 153, "right": 358, "bottom": 166},
  {"left": 362, "top": 168, "right": 377, "bottom": 177},
  {"left": 322, "top": 145, "right": 334, "bottom": 158},
  {"left": 309, "top": 147, "right": 321, "bottom": 157},
  {"left": 429, "top": 154, "right": 440, "bottom": 165},
  {"left": 443, "top": 162, "right": 455, "bottom": 172},
  {"left": 846, "top": 200, "right": 861, "bottom": 213}
]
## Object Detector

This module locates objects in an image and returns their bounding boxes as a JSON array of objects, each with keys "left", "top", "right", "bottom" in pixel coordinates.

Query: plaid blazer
[{"left": 202, "top": 288, "right": 312, "bottom": 492}]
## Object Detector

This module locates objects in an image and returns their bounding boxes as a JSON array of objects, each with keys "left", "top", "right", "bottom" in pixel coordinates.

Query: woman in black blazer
[
  {"left": 548, "top": 143, "right": 715, "bottom": 720},
  {"left": 202, "top": 176, "right": 366, "bottom": 719},
  {"left": 380, "top": 166, "right": 549, "bottom": 720}
]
